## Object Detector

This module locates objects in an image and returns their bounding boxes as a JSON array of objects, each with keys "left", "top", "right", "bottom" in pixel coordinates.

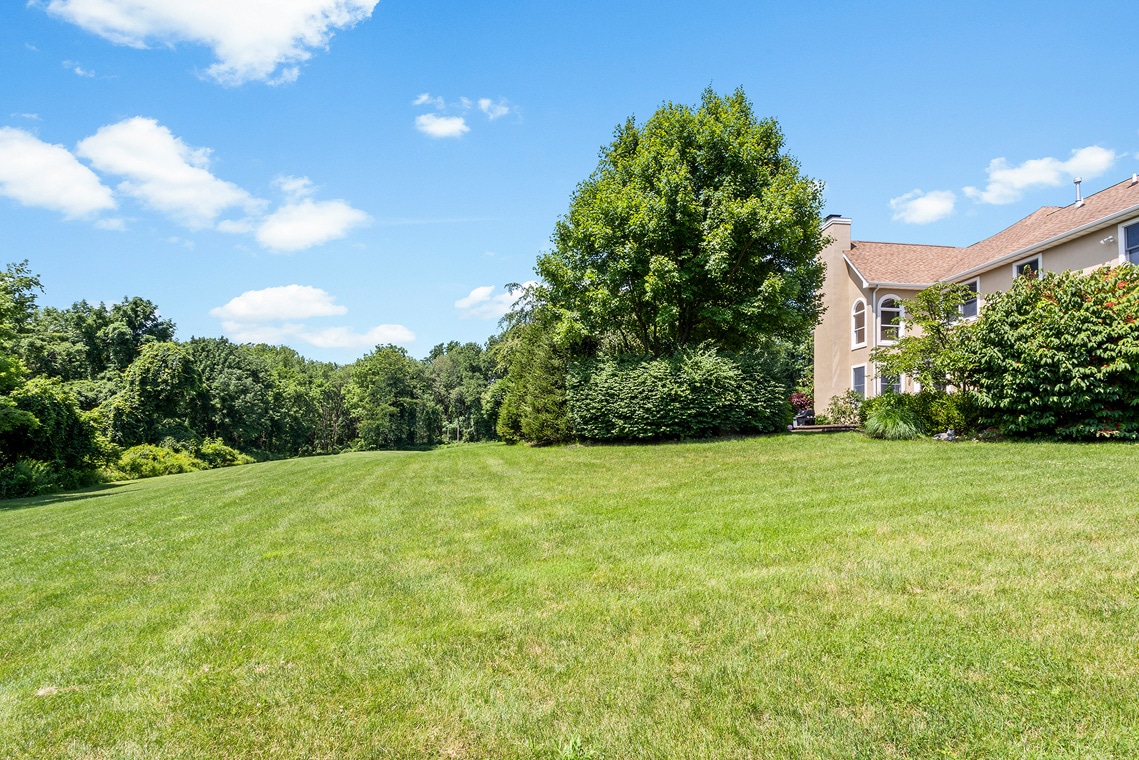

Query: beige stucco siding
[{"left": 813, "top": 220, "right": 922, "bottom": 408}]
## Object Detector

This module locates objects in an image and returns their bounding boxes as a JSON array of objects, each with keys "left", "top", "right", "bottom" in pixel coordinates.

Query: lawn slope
[{"left": 2, "top": 435, "right": 1138, "bottom": 758}]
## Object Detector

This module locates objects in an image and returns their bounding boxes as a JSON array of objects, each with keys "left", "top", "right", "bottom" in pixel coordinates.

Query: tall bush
[
  {"left": 567, "top": 347, "right": 790, "bottom": 441},
  {"left": 969, "top": 266, "right": 1139, "bottom": 439}
]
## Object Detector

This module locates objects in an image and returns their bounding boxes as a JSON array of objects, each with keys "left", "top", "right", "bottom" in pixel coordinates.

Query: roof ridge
[{"left": 852, "top": 240, "right": 961, "bottom": 249}]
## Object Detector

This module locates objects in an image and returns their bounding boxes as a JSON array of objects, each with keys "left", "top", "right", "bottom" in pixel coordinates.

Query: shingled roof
[{"left": 845, "top": 177, "right": 1139, "bottom": 285}]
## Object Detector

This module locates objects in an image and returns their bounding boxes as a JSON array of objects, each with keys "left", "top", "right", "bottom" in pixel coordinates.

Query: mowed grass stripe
[{"left": 1, "top": 435, "right": 1137, "bottom": 758}]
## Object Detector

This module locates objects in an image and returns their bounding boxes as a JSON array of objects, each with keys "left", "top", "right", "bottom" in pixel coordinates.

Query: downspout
[{"left": 871, "top": 285, "right": 879, "bottom": 398}]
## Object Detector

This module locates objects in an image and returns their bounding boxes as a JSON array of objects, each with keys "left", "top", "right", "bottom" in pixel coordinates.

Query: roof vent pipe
[
  {"left": 1133, "top": 173, "right": 1138, "bottom": 186},
  {"left": 1074, "top": 177, "right": 1084, "bottom": 207}
]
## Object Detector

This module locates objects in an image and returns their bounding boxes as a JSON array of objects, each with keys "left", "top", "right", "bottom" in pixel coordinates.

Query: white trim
[
  {"left": 950, "top": 204, "right": 1139, "bottom": 282},
  {"left": 959, "top": 278, "right": 980, "bottom": 319},
  {"left": 1123, "top": 220, "right": 1139, "bottom": 265},
  {"left": 876, "top": 368, "right": 904, "bottom": 396},
  {"left": 877, "top": 293, "right": 905, "bottom": 344},
  {"left": 1012, "top": 254, "right": 1041, "bottom": 279},
  {"left": 851, "top": 363, "right": 867, "bottom": 397},
  {"left": 851, "top": 298, "right": 867, "bottom": 349},
  {"left": 843, "top": 254, "right": 870, "bottom": 289}
]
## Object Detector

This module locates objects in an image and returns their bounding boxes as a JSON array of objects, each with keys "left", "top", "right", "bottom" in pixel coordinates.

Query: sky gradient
[{"left": 2, "top": 0, "right": 1137, "bottom": 361}]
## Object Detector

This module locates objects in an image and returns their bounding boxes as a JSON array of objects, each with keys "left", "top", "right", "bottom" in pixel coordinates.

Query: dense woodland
[{"left": 0, "top": 260, "right": 507, "bottom": 496}]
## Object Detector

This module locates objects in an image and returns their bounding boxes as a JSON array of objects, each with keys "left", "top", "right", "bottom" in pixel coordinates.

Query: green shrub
[
  {"left": 969, "top": 266, "right": 1139, "bottom": 439},
  {"left": 863, "top": 393, "right": 925, "bottom": 440},
  {"left": 824, "top": 390, "right": 863, "bottom": 426},
  {"left": 907, "top": 389, "right": 982, "bottom": 436},
  {"left": 111, "top": 444, "right": 207, "bottom": 480},
  {"left": 0, "top": 459, "right": 102, "bottom": 499},
  {"left": 567, "top": 347, "right": 790, "bottom": 441},
  {"left": 196, "top": 438, "right": 254, "bottom": 468}
]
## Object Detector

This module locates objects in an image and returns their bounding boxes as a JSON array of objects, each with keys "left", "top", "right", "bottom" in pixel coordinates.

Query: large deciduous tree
[{"left": 536, "top": 87, "right": 826, "bottom": 357}]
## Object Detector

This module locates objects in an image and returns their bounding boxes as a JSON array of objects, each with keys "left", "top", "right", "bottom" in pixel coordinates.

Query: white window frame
[
  {"left": 877, "top": 294, "right": 904, "bottom": 345},
  {"left": 851, "top": 299, "right": 867, "bottom": 349},
  {"left": 851, "top": 364, "right": 867, "bottom": 398},
  {"left": 959, "top": 278, "right": 980, "bottom": 320},
  {"left": 1122, "top": 220, "right": 1139, "bottom": 265},
  {"left": 877, "top": 370, "right": 903, "bottom": 396},
  {"left": 1013, "top": 255, "right": 1041, "bottom": 279}
]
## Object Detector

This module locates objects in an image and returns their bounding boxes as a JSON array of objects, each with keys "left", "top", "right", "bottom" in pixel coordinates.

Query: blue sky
[{"left": 2, "top": 0, "right": 1137, "bottom": 361}]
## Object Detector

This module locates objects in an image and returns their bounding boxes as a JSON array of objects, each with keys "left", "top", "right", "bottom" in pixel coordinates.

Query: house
[{"left": 813, "top": 175, "right": 1139, "bottom": 408}]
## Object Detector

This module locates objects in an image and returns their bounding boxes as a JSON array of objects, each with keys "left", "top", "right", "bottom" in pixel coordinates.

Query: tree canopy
[{"left": 536, "top": 87, "right": 826, "bottom": 357}]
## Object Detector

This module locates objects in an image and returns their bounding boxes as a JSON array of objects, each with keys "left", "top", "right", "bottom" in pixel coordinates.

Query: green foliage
[
  {"left": 110, "top": 444, "right": 207, "bottom": 480},
  {"left": 871, "top": 282, "right": 978, "bottom": 391},
  {"left": 567, "top": 346, "right": 790, "bottom": 441},
  {"left": 195, "top": 437, "right": 254, "bottom": 468},
  {"left": 3, "top": 377, "right": 109, "bottom": 471},
  {"left": 862, "top": 393, "right": 925, "bottom": 440},
  {"left": 347, "top": 345, "right": 441, "bottom": 449},
  {"left": 102, "top": 342, "right": 204, "bottom": 447},
  {"left": 492, "top": 307, "right": 571, "bottom": 445},
  {"left": 426, "top": 341, "right": 500, "bottom": 442},
  {"left": 188, "top": 337, "right": 272, "bottom": 449},
  {"left": 824, "top": 390, "right": 863, "bottom": 426},
  {"left": 905, "top": 389, "right": 982, "bottom": 436},
  {"left": 969, "top": 266, "right": 1139, "bottom": 439},
  {"left": 537, "top": 87, "right": 826, "bottom": 357}
]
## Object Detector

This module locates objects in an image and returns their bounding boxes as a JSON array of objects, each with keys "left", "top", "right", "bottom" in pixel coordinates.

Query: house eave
[{"left": 945, "top": 202, "right": 1139, "bottom": 282}]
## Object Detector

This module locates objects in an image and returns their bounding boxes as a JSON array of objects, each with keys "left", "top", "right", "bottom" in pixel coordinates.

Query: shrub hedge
[
  {"left": 567, "top": 347, "right": 790, "bottom": 441},
  {"left": 970, "top": 266, "right": 1139, "bottom": 439}
]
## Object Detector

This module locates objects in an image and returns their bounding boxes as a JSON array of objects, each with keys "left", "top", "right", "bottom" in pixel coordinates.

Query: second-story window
[
  {"left": 852, "top": 300, "right": 867, "bottom": 347},
  {"left": 1126, "top": 222, "right": 1139, "bottom": 265},
  {"left": 879, "top": 297, "right": 903, "bottom": 342},
  {"left": 960, "top": 280, "right": 979, "bottom": 319},
  {"left": 1015, "top": 257, "right": 1040, "bottom": 278}
]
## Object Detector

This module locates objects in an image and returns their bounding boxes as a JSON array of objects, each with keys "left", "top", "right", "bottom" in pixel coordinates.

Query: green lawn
[{"left": 2, "top": 435, "right": 1138, "bottom": 758}]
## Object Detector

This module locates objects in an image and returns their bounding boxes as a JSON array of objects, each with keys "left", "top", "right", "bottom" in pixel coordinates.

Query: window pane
[
  {"left": 879, "top": 299, "right": 902, "bottom": 341},
  {"left": 879, "top": 374, "right": 900, "bottom": 394},
  {"left": 1127, "top": 223, "right": 1139, "bottom": 264},
  {"left": 961, "top": 282, "right": 979, "bottom": 318},
  {"left": 852, "top": 366, "right": 865, "bottom": 397},
  {"left": 852, "top": 304, "right": 866, "bottom": 344},
  {"left": 1016, "top": 259, "right": 1039, "bottom": 277}
]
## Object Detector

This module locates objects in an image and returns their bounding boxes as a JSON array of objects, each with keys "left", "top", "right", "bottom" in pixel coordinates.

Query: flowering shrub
[
  {"left": 790, "top": 392, "right": 813, "bottom": 412},
  {"left": 969, "top": 266, "right": 1139, "bottom": 439}
]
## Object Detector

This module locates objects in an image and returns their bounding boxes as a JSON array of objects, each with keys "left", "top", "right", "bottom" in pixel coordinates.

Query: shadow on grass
[{"left": 0, "top": 482, "right": 132, "bottom": 512}]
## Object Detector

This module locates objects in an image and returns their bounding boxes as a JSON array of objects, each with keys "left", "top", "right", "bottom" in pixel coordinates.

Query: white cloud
[
  {"left": 220, "top": 321, "right": 413, "bottom": 348},
  {"left": 413, "top": 92, "right": 444, "bottom": 109},
  {"left": 42, "top": 0, "right": 379, "bottom": 85},
  {"left": 13, "top": 113, "right": 41, "bottom": 121},
  {"left": 0, "top": 127, "right": 115, "bottom": 218},
  {"left": 889, "top": 189, "right": 956, "bottom": 224},
  {"left": 95, "top": 217, "right": 127, "bottom": 230},
  {"left": 415, "top": 113, "right": 469, "bottom": 139},
  {"left": 455, "top": 283, "right": 533, "bottom": 320},
  {"left": 274, "top": 174, "right": 314, "bottom": 199},
  {"left": 256, "top": 198, "right": 369, "bottom": 251},
  {"left": 478, "top": 98, "right": 509, "bottom": 120},
  {"left": 63, "top": 60, "right": 95, "bottom": 76},
  {"left": 963, "top": 146, "right": 1117, "bottom": 205},
  {"left": 76, "top": 117, "right": 261, "bottom": 228},
  {"left": 210, "top": 284, "right": 348, "bottom": 321}
]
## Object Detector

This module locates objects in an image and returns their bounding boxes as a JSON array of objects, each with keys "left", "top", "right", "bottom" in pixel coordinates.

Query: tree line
[{"left": 0, "top": 261, "right": 506, "bottom": 496}]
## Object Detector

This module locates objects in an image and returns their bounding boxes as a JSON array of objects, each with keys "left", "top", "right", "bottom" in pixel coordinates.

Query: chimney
[{"left": 1074, "top": 177, "right": 1084, "bottom": 207}]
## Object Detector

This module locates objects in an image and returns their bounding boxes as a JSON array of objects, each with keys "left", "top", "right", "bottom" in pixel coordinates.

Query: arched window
[
  {"left": 879, "top": 296, "right": 903, "bottom": 343},
  {"left": 851, "top": 300, "right": 867, "bottom": 347}
]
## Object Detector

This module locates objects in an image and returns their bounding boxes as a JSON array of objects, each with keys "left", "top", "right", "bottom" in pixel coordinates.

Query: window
[
  {"left": 851, "top": 300, "right": 867, "bottom": 347},
  {"left": 960, "top": 280, "right": 979, "bottom": 319},
  {"left": 1014, "top": 257, "right": 1040, "bottom": 278},
  {"left": 879, "top": 297, "right": 903, "bottom": 343},
  {"left": 1126, "top": 223, "right": 1139, "bottom": 265},
  {"left": 852, "top": 365, "right": 866, "bottom": 397},
  {"left": 879, "top": 373, "right": 901, "bottom": 395}
]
